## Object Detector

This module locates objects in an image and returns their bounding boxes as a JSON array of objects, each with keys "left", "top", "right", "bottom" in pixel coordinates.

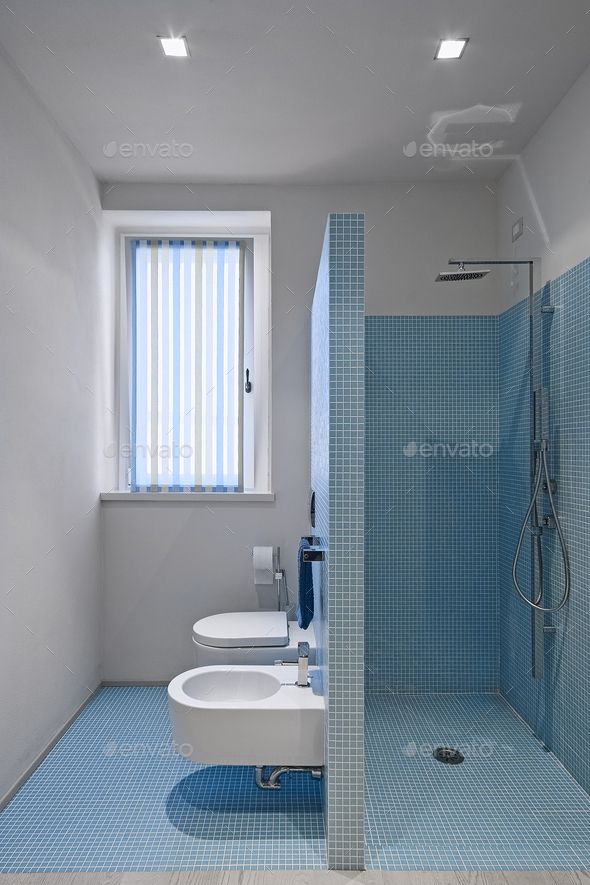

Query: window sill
[{"left": 100, "top": 491, "right": 275, "bottom": 503}]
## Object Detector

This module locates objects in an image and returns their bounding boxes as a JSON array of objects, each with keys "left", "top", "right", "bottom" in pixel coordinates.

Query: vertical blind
[{"left": 129, "top": 239, "right": 244, "bottom": 491}]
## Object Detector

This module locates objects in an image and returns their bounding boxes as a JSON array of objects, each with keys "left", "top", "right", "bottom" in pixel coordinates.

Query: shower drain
[{"left": 433, "top": 746, "right": 464, "bottom": 765}]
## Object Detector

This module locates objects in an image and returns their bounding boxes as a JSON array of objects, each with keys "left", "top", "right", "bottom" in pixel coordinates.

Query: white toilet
[{"left": 192, "top": 610, "right": 316, "bottom": 667}]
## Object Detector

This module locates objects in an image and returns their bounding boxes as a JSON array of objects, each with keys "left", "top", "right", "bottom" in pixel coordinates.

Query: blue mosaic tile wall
[
  {"left": 498, "top": 297, "right": 544, "bottom": 731},
  {"left": 365, "top": 316, "right": 498, "bottom": 693},
  {"left": 311, "top": 213, "right": 365, "bottom": 869},
  {"left": 499, "top": 257, "right": 590, "bottom": 794}
]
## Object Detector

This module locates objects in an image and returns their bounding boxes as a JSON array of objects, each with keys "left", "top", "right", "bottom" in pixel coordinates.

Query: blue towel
[{"left": 297, "top": 537, "right": 314, "bottom": 629}]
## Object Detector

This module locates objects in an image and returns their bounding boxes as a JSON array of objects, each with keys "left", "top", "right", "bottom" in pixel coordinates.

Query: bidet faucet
[{"left": 297, "top": 642, "right": 310, "bottom": 687}]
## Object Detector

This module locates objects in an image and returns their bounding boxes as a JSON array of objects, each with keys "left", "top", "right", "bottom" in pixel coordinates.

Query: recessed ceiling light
[
  {"left": 434, "top": 38, "right": 469, "bottom": 60},
  {"left": 158, "top": 36, "right": 189, "bottom": 58}
]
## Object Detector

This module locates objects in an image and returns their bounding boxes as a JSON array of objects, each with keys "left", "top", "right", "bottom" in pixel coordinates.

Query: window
[{"left": 120, "top": 230, "right": 270, "bottom": 494}]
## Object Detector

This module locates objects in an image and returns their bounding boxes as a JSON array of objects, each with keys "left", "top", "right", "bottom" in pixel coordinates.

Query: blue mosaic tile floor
[
  {"left": 365, "top": 693, "right": 590, "bottom": 870},
  {"left": 0, "top": 686, "right": 326, "bottom": 871}
]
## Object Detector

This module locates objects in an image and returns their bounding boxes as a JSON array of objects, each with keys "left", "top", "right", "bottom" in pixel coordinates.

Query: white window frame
[{"left": 103, "top": 211, "right": 272, "bottom": 500}]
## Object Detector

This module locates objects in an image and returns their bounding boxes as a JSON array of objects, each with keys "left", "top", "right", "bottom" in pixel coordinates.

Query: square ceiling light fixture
[
  {"left": 434, "top": 38, "right": 469, "bottom": 60},
  {"left": 159, "top": 36, "right": 190, "bottom": 57}
]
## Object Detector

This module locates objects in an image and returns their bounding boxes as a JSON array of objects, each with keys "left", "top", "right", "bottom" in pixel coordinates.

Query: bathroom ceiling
[{"left": 2, "top": 0, "right": 590, "bottom": 183}]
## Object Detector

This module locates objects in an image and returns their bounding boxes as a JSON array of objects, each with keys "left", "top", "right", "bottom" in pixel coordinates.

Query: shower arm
[
  {"left": 448, "top": 259, "right": 539, "bottom": 264},
  {"left": 448, "top": 259, "right": 540, "bottom": 311}
]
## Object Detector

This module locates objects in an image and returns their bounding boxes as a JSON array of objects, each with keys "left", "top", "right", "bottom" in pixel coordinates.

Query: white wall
[
  {"left": 100, "top": 180, "right": 496, "bottom": 681},
  {"left": 102, "top": 181, "right": 498, "bottom": 316},
  {"left": 0, "top": 50, "right": 106, "bottom": 800},
  {"left": 497, "top": 60, "right": 590, "bottom": 307}
]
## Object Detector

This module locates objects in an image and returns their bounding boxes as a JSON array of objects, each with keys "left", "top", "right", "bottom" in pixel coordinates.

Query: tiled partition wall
[
  {"left": 499, "top": 257, "right": 590, "bottom": 794},
  {"left": 365, "top": 316, "right": 498, "bottom": 693},
  {"left": 311, "top": 213, "right": 365, "bottom": 869}
]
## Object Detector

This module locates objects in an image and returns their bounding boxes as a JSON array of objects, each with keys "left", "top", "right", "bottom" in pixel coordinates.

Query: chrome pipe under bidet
[{"left": 255, "top": 765, "right": 323, "bottom": 790}]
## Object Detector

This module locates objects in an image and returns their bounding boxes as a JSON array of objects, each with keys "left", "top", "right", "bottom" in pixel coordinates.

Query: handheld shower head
[{"left": 435, "top": 262, "right": 490, "bottom": 282}]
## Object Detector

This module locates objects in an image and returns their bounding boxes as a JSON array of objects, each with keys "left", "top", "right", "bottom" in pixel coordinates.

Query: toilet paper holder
[{"left": 302, "top": 536, "right": 325, "bottom": 561}]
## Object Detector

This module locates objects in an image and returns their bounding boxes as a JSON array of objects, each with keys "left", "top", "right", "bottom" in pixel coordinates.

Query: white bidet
[{"left": 167, "top": 664, "right": 324, "bottom": 768}]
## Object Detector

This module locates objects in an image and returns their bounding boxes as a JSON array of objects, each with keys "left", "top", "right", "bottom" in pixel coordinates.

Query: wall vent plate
[{"left": 512, "top": 216, "right": 524, "bottom": 242}]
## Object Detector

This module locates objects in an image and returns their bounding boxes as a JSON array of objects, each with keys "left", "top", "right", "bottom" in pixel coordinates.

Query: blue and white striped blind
[{"left": 129, "top": 239, "right": 244, "bottom": 491}]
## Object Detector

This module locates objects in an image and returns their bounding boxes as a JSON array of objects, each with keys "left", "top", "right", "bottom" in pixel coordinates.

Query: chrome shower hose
[{"left": 512, "top": 443, "right": 571, "bottom": 613}]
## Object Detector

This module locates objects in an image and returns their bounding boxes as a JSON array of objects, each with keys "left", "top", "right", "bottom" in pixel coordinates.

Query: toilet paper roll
[{"left": 253, "top": 546, "right": 274, "bottom": 584}]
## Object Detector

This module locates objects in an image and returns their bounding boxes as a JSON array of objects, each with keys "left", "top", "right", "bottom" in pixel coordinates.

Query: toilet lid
[{"left": 193, "top": 611, "right": 289, "bottom": 648}]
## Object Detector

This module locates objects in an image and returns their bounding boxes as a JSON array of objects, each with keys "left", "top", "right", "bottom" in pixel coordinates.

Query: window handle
[{"left": 245, "top": 368, "right": 252, "bottom": 393}]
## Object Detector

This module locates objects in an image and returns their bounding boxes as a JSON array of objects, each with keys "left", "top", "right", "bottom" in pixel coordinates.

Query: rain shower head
[{"left": 435, "top": 262, "right": 490, "bottom": 282}]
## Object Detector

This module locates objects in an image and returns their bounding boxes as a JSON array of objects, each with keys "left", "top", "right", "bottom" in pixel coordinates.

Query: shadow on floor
[{"left": 166, "top": 766, "right": 323, "bottom": 839}]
